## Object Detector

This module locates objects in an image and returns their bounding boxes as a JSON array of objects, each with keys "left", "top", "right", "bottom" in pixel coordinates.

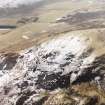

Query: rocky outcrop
[{"left": 57, "top": 10, "right": 105, "bottom": 30}]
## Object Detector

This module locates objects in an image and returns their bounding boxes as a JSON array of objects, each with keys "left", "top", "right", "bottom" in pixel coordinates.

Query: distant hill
[{"left": 0, "top": 0, "right": 43, "bottom": 8}]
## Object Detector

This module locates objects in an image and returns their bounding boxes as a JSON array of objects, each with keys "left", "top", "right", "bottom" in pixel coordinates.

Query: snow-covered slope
[
  {"left": 0, "top": 0, "right": 105, "bottom": 8},
  {"left": 0, "top": 30, "right": 105, "bottom": 104},
  {"left": 0, "top": 0, "right": 42, "bottom": 8}
]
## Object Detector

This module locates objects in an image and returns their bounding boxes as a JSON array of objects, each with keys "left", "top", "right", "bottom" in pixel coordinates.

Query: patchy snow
[
  {"left": 22, "top": 35, "right": 29, "bottom": 40},
  {"left": 0, "top": 69, "right": 26, "bottom": 87},
  {"left": 0, "top": 31, "right": 105, "bottom": 104},
  {"left": 87, "top": 0, "right": 94, "bottom": 4},
  {"left": 56, "top": 18, "right": 62, "bottom": 21},
  {"left": 13, "top": 34, "right": 95, "bottom": 80},
  {"left": 0, "top": 33, "right": 97, "bottom": 88},
  {"left": 83, "top": 53, "right": 96, "bottom": 65},
  {"left": 37, "top": 34, "right": 90, "bottom": 65}
]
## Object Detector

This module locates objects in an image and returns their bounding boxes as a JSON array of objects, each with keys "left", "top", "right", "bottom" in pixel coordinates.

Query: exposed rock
[
  {"left": 43, "top": 90, "right": 77, "bottom": 105},
  {"left": 17, "top": 17, "right": 39, "bottom": 25}
]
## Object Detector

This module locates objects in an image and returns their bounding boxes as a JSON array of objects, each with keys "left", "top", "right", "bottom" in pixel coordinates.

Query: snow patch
[{"left": 22, "top": 35, "right": 29, "bottom": 40}]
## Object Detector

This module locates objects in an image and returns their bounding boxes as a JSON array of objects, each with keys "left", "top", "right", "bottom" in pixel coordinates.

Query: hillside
[{"left": 1, "top": 0, "right": 105, "bottom": 105}]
